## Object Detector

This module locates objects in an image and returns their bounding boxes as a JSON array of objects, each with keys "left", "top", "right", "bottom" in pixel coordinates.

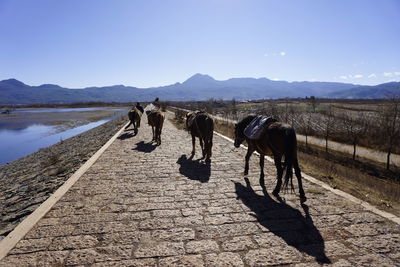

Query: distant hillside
[
  {"left": 1, "top": 74, "right": 392, "bottom": 104},
  {"left": 328, "top": 82, "right": 400, "bottom": 98}
]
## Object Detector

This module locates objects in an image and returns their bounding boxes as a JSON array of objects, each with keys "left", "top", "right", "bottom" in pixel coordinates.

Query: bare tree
[
  {"left": 204, "top": 98, "right": 215, "bottom": 114},
  {"left": 289, "top": 104, "right": 296, "bottom": 126},
  {"left": 308, "top": 96, "right": 318, "bottom": 112},
  {"left": 297, "top": 107, "right": 314, "bottom": 149},
  {"left": 283, "top": 99, "right": 289, "bottom": 123},
  {"left": 322, "top": 104, "right": 334, "bottom": 153},
  {"left": 379, "top": 97, "right": 400, "bottom": 170},
  {"left": 341, "top": 111, "right": 369, "bottom": 160}
]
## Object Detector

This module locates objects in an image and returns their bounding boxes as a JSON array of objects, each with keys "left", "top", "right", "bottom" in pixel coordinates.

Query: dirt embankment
[{"left": 0, "top": 115, "right": 127, "bottom": 238}]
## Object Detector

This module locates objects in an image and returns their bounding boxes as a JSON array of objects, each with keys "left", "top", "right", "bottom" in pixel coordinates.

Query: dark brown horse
[
  {"left": 186, "top": 111, "right": 214, "bottom": 162},
  {"left": 125, "top": 107, "right": 142, "bottom": 135},
  {"left": 234, "top": 115, "right": 306, "bottom": 203},
  {"left": 146, "top": 109, "right": 165, "bottom": 145}
]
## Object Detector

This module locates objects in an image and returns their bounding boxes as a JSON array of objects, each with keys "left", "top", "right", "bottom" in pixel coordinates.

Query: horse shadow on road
[
  {"left": 132, "top": 141, "right": 157, "bottom": 153},
  {"left": 177, "top": 154, "right": 211, "bottom": 183},
  {"left": 235, "top": 178, "right": 331, "bottom": 264},
  {"left": 118, "top": 131, "right": 136, "bottom": 140}
]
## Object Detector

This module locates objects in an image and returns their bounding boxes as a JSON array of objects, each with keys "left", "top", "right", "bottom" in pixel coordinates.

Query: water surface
[{"left": 0, "top": 108, "right": 126, "bottom": 166}]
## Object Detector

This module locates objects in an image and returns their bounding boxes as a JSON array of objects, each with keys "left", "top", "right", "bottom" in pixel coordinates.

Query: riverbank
[
  {"left": 0, "top": 107, "right": 126, "bottom": 131},
  {"left": 0, "top": 115, "right": 127, "bottom": 238}
]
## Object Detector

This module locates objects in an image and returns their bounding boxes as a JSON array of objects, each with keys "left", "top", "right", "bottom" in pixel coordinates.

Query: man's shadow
[
  {"left": 132, "top": 141, "right": 157, "bottom": 153},
  {"left": 235, "top": 178, "right": 331, "bottom": 264},
  {"left": 176, "top": 154, "right": 211, "bottom": 183}
]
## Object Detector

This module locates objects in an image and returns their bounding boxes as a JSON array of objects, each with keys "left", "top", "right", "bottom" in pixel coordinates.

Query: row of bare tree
[{"left": 169, "top": 98, "right": 400, "bottom": 170}]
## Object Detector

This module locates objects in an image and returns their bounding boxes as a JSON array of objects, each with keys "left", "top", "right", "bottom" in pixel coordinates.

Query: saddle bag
[{"left": 244, "top": 115, "right": 276, "bottom": 140}]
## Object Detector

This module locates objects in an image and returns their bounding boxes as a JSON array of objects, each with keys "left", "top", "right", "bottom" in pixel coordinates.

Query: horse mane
[{"left": 236, "top": 115, "right": 257, "bottom": 137}]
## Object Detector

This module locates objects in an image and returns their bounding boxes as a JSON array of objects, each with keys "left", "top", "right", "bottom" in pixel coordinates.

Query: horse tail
[{"left": 283, "top": 128, "right": 296, "bottom": 193}]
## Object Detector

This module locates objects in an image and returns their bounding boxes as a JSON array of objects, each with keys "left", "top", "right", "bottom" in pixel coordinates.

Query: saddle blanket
[
  {"left": 187, "top": 111, "right": 206, "bottom": 128},
  {"left": 244, "top": 115, "right": 276, "bottom": 140},
  {"left": 130, "top": 107, "right": 142, "bottom": 117}
]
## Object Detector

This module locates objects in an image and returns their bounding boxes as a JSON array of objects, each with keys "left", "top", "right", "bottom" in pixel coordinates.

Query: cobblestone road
[{"left": 1, "top": 111, "right": 399, "bottom": 266}]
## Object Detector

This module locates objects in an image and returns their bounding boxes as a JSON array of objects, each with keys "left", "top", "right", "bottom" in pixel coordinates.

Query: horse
[
  {"left": 125, "top": 107, "right": 142, "bottom": 135},
  {"left": 186, "top": 111, "right": 214, "bottom": 162},
  {"left": 234, "top": 115, "right": 306, "bottom": 203},
  {"left": 146, "top": 109, "right": 165, "bottom": 145}
]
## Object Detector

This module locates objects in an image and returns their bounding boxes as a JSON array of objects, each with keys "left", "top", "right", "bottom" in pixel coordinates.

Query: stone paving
[{"left": 1, "top": 111, "right": 400, "bottom": 266}]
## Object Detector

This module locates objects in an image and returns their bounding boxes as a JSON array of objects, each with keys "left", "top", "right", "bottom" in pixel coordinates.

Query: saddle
[
  {"left": 130, "top": 107, "right": 142, "bottom": 117},
  {"left": 244, "top": 115, "right": 277, "bottom": 140},
  {"left": 187, "top": 110, "right": 207, "bottom": 128}
]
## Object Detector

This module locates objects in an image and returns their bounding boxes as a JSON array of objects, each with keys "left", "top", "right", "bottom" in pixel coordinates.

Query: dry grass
[{"left": 168, "top": 109, "right": 186, "bottom": 130}]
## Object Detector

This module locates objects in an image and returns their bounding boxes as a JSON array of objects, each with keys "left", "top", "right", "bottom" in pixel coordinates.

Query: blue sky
[{"left": 0, "top": 0, "right": 399, "bottom": 88}]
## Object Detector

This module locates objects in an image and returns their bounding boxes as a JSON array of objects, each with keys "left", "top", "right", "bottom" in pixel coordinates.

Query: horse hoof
[{"left": 300, "top": 196, "right": 307, "bottom": 203}]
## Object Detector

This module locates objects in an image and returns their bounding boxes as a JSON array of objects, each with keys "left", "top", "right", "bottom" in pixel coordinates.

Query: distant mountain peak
[
  {"left": 183, "top": 73, "right": 216, "bottom": 85},
  {"left": 0, "top": 78, "right": 27, "bottom": 87},
  {"left": 37, "top": 84, "right": 63, "bottom": 89}
]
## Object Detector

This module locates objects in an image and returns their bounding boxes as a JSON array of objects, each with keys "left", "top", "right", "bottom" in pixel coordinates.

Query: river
[{"left": 0, "top": 107, "right": 127, "bottom": 165}]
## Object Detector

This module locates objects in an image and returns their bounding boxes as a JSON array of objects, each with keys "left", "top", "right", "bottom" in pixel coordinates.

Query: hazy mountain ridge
[
  {"left": 327, "top": 82, "right": 400, "bottom": 98},
  {"left": 0, "top": 74, "right": 398, "bottom": 104}
]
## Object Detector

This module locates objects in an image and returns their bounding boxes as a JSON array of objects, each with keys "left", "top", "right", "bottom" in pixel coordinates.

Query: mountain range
[{"left": 1, "top": 74, "right": 399, "bottom": 104}]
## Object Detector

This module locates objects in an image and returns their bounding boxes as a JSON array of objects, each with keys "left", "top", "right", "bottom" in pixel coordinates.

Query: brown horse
[
  {"left": 125, "top": 107, "right": 142, "bottom": 135},
  {"left": 146, "top": 109, "right": 165, "bottom": 145},
  {"left": 234, "top": 115, "right": 306, "bottom": 203},
  {"left": 186, "top": 111, "right": 214, "bottom": 162}
]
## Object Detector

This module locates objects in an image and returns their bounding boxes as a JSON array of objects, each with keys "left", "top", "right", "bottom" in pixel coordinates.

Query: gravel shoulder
[{"left": 0, "top": 115, "right": 127, "bottom": 237}]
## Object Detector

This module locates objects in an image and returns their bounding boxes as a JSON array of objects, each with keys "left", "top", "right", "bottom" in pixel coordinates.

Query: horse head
[
  {"left": 234, "top": 115, "right": 256, "bottom": 148},
  {"left": 234, "top": 123, "right": 245, "bottom": 148}
]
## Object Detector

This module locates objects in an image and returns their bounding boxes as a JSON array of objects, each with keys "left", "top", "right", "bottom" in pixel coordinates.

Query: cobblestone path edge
[{"left": 0, "top": 122, "right": 129, "bottom": 260}]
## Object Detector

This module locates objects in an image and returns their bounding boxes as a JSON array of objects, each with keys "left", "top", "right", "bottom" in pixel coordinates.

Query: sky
[{"left": 0, "top": 0, "right": 399, "bottom": 88}]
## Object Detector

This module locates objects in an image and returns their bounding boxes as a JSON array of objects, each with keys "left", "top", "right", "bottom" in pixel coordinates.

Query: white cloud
[
  {"left": 353, "top": 74, "right": 363, "bottom": 79},
  {"left": 384, "top": 72, "right": 393, "bottom": 77},
  {"left": 368, "top": 73, "right": 376, "bottom": 78},
  {"left": 339, "top": 75, "right": 347, "bottom": 79},
  {"left": 395, "top": 72, "right": 400, "bottom": 76},
  {"left": 264, "top": 52, "right": 286, "bottom": 57},
  {"left": 272, "top": 78, "right": 280, "bottom": 81}
]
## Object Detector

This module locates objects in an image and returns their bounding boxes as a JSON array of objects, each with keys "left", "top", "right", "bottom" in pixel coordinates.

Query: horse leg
[
  {"left": 244, "top": 144, "right": 255, "bottom": 176},
  {"left": 156, "top": 126, "right": 160, "bottom": 144},
  {"left": 157, "top": 126, "right": 161, "bottom": 145},
  {"left": 158, "top": 120, "right": 163, "bottom": 145},
  {"left": 125, "top": 121, "right": 132, "bottom": 130},
  {"left": 199, "top": 138, "right": 205, "bottom": 159},
  {"left": 191, "top": 134, "right": 196, "bottom": 155},
  {"left": 207, "top": 138, "right": 213, "bottom": 161},
  {"left": 259, "top": 154, "right": 265, "bottom": 187},
  {"left": 209, "top": 139, "right": 213, "bottom": 158},
  {"left": 294, "top": 157, "right": 307, "bottom": 203},
  {"left": 272, "top": 154, "right": 283, "bottom": 196},
  {"left": 151, "top": 126, "right": 155, "bottom": 141}
]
